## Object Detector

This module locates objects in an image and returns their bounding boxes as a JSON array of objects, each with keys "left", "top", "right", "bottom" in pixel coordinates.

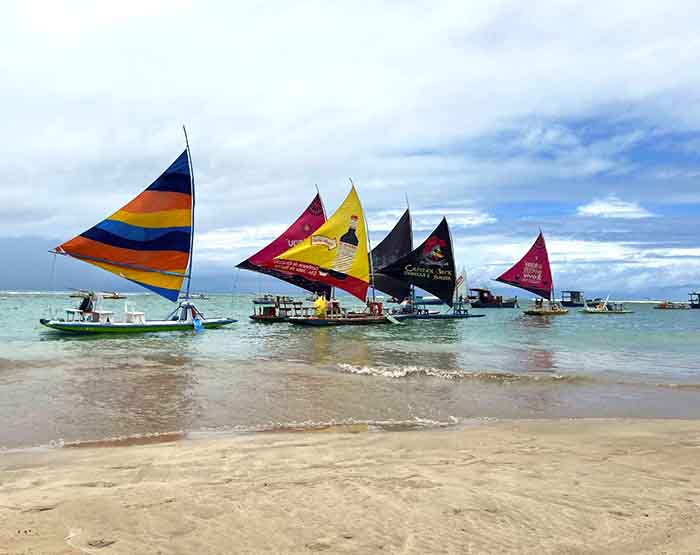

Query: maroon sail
[
  {"left": 495, "top": 231, "right": 553, "bottom": 300},
  {"left": 237, "top": 194, "right": 331, "bottom": 296}
]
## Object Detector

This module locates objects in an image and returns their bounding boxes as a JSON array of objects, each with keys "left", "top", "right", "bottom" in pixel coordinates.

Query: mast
[
  {"left": 183, "top": 125, "right": 195, "bottom": 302},
  {"left": 317, "top": 183, "right": 332, "bottom": 300},
  {"left": 350, "top": 178, "right": 375, "bottom": 302},
  {"left": 405, "top": 193, "right": 415, "bottom": 304}
]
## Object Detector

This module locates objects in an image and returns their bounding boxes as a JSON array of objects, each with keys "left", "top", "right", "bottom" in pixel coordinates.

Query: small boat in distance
[
  {"left": 561, "top": 290, "right": 587, "bottom": 307},
  {"left": 496, "top": 231, "right": 569, "bottom": 316},
  {"left": 654, "top": 300, "right": 690, "bottom": 310},
  {"left": 689, "top": 292, "right": 700, "bottom": 309},
  {"left": 250, "top": 295, "right": 304, "bottom": 323},
  {"left": 179, "top": 292, "right": 208, "bottom": 300},
  {"left": 469, "top": 288, "right": 518, "bottom": 308},
  {"left": 40, "top": 130, "right": 236, "bottom": 334},
  {"left": 69, "top": 290, "right": 126, "bottom": 300},
  {"left": 580, "top": 296, "right": 633, "bottom": 314}
]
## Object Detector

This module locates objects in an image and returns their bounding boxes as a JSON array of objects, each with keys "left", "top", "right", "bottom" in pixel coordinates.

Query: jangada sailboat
[
  {"left": 495, "top": 231, "right": 568, "bottom": 316},
  {"left": 378, "top": 218, "right": 483, "bottom": 320},
  {"left": 237, "top": 193, "right": 332, "bottom": 322},
  {"left": 262, "top": 185, "right": 388, "bottom": 326},
  {"left": 371, "top": 208, "right": 413, "bottom": 304},
  {"left": 40, "top": 133, "right": 236, "bottom": 333}
]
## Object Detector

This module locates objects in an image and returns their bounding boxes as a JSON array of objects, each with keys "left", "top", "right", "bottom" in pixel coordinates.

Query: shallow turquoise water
[{"left": 1, "top": 292, "right": 699, "bottom": 448}]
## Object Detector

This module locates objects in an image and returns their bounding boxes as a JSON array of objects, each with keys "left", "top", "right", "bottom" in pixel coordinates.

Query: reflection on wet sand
[{"left": 47, "top": 340, "right": 198, "bottom": 446}]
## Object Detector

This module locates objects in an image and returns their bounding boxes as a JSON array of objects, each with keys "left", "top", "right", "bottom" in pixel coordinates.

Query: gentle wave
[
  {"left": 337, "top": 363, "right": 582, "bottom": 382},
  {"left": 1, "top": 417, "right": 461, "bottom": 452}
]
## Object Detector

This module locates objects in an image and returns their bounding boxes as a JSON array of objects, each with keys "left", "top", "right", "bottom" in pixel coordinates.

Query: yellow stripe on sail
[
  {"left": 276, "top": 186, "right": 370, "bottom": 284},
  {"left": 89, "top": 260, "right": 187, "bottom": 291},
  {"left": 109, "top": 209, "right": 192, "bottom": 229}
]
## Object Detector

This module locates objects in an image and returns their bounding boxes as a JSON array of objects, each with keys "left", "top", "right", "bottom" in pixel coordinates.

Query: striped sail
[{"left": 55, "top": 150, "right": 192, "bottom": 302}]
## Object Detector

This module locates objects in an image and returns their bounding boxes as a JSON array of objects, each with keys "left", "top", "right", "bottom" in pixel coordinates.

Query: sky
[{"left": 1, "top": 1, "right": 699, "bottom": 299}]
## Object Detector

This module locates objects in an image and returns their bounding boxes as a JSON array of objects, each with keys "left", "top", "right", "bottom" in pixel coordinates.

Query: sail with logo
[
  {"left": 379, "top": 217, "right": 456, "bottom": 306},
  {"left": 236, "top": 193, "right": 331, "bottom": 297},
  {"left": 371, "top": 209, "right": 413, "bottom": 302},
  {"left": 495, "top": 231, "right": 568, "bottom": 315},
  {"left": 263, "top": 186, "right": 371, "bottom": 301}
]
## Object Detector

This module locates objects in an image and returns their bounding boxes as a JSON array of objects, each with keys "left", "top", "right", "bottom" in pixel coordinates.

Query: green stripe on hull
[{"left": 40, "top": 319, "right": 236, "bottom": 334}]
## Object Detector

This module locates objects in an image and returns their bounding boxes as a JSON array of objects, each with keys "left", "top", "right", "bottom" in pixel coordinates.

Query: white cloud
[{"left": 576, "top": 195, "right": 655, "bottom": 219}]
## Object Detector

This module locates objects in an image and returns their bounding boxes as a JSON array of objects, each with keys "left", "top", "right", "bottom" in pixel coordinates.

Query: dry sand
[{"left": 2, "top": 419, "right": 700, "bottom": 554}]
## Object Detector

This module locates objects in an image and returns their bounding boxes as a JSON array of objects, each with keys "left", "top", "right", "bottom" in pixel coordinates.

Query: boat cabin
[
  {"left": 689, "top": 292, "right": 700, "bottom": 309},
  {"left": 561, "top": 291, "right": 585, "bottom": 306},
  {"left": 469, "top": 288, "right": 499, "bottom": 304}
]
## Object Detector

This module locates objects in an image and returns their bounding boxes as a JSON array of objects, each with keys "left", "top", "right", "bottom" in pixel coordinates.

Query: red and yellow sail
[
  {"left": 264, "top": 186, "right": 370, "bottom": 301},
  {"left": 55, "top": 151, "right": 192, "bottom": 301}
]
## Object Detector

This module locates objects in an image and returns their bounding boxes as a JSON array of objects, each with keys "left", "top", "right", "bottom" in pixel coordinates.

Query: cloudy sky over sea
[{"left": 1, "top": 1, "right": 699, "bottom": 298}]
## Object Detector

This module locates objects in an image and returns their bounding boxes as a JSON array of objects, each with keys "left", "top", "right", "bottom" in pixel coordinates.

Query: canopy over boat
[
  {"left": 495, "top": 231, "right": 553, "bottom": 300},
  {"left": 371, "top": 209, "right": 412, "bottom": 301},
  {"left": 264, "top": 186, "right": 370, "bottom": 301},
  {"left": 379, "top": 218, "right": 457, "bottom": 307},
  {"left": 236, "top": 193, "right": 331, "bottom": 296},
  {"left": 54, "top": 150, "right": 193, "bottom": 302}
]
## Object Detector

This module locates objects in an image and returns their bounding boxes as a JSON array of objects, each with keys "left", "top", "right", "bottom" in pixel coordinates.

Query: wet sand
[{"left": 2, "top": 419, "right": 700, "bottom": 554}]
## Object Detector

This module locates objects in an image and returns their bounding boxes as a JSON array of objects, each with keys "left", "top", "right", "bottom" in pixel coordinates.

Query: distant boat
[
  {"left": 179, "top": 292, "right": 208, "bottom": 300},
  {"left": 70, "top": 290, "right": 126, "bottom": 300},
  {"left": 250, "top": 295, "right": 303, "bottom": 323},
  {"left": 496, "top": 231, "right": 569, "bottom": 316},
  {"left": 469, "top": 288, "right": 518, "bottom": 308},
  {"left": 40, "top": 131, "right": 236, "bottom": 334},
  {"left": 579, "top": 296, "right": 633, "bottom": 314},
  {"left": 654, "top": 300, "right": 690, "bottom": 310},
  {"left": 689, "top": 292, "right": 700, "bottom": 309}
]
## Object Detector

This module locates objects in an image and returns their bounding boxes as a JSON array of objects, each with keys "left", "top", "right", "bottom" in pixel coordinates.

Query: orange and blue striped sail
[{"left": 55, "top": 150, "right": 192, "bottom": 301}]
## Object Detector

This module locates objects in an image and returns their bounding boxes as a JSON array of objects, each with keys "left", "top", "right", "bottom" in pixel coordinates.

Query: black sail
[
  {"left": 380, "top": 218, "right": 457, "bottom": 306},
  {"left": 371, "top": 209, "right": 413, "bottom": 301}
]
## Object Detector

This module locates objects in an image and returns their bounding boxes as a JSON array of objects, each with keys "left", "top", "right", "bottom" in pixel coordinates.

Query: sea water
[{"left": 1, "top": 292, "right": 699, "bottom": 449}]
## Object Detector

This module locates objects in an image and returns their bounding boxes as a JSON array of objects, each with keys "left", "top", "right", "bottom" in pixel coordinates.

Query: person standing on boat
[
  {"left": 314, "top": 295, "right": 327, "bottom": 318},
  {"left": 399, "top": 296, "right": 412, "bottom": 314}
]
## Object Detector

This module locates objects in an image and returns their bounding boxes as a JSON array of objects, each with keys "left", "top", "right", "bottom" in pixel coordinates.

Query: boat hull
[
  {"left": 288, "top": 316, "right": 388, "bottom": 326},
  {"left": 470, "top": 301, "right": 518, "bottom": 308},
  {"left": 393, "top": 312, "right": 485, "bottom": 320},
  {"left": 579, "top": 310, "right": 633, "bottom": 314},
  {"left": 523, "top": 309, "right": 569, "bottom": 316},
  {"left": 39, "top": 318, "right": 236, "bottom": 334},
  {"left": 249, "top": 315, "right": 288, "bottom": 323}
]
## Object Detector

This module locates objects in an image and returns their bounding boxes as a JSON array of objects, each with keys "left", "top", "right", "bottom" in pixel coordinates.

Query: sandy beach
[{"left": 2, "top": 419, "right": 700, "bottom": 554}]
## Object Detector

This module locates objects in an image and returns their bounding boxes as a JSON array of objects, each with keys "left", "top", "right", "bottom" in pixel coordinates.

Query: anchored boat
[
  {"left": 468, "top": 288, "right": 518, "bottom": 308},
  {"left": 496, "top": 231, "right": 569, "bottom": 316},
  {"left": 237, "top": 192, "right": 332, "bottom": 322},
  {"left": 262, "top": 184, "right": 391, "bottom": 326},
  {"left": 379, "top": 218, "right": 483, "bottom": 320},
  {"left": 40, "top": 130, "right": 236, "bottom": 334},
  {"left": 579, "top": 296, "right": 633, "bottom": 314}
]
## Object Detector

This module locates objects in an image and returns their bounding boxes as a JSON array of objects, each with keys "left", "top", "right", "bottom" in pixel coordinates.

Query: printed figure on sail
[
  {"left": 40, "top": 133, "right": 237, "bottom": 333},
  {"left": 495, "top": 231, "right": 568, "bottom": 315},
  {"left": 237, "top": 193, "right": 331, "bottom": 297},
  {"left": 380, "top": 218, "right": 456, "bottom": 306},
  {"left": 265, "top": 186, "right": 370, "bottom": 301}
]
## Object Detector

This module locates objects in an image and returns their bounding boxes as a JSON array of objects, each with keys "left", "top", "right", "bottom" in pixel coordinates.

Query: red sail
[
  {"left": 495, "top": 232, "right": 553, "bottom": 300},
  {"left": 237, "top": 194, "right": 331, "bottom": 295}
]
